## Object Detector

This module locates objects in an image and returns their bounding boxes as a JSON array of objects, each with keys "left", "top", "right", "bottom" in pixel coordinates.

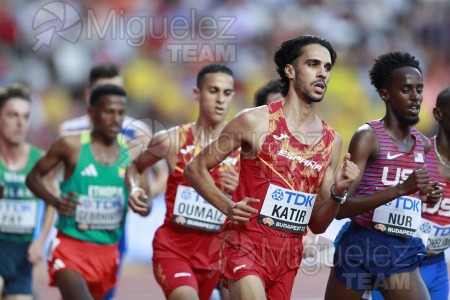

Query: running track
[{"left": 34, "top": 261, "right": 333, "bottom": 299}]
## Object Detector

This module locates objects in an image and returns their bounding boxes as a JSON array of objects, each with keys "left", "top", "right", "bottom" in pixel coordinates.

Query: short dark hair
[
  {"left": 436, "top": 87, "right": 450, "bottom": 109},
  {"left": 274, "top": 35, "right": 337, "bottom": 97},
  {"left": 369, "top": 52, "right": 422, "bottom": 91},
  {"left": 89, "top": 63, "right": 121, "bottom": 87},
  {"left": 89, "top": 84, "right": 127, "bottom": 106},
  {"left": 0, "top": 84, "right": 31, "bottom": 111},
  {"left": 254, "top": 80, "right": 281, "bottom": 107},
  {"left": 196, "top": 64, "right": 234, "bottom": 88}
]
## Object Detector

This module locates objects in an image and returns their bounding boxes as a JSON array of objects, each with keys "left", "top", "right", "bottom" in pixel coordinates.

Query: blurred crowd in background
[{"left": 0, "top": 0, "right": 448, "bottom": 155}]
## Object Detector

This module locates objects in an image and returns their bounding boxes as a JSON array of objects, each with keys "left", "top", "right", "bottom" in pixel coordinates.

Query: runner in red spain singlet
[
  {"left": 152, "top": 123, "right": 239, "bottom": 299},
  {"left": 216, "top": 100, "right": 336, "bottom": 298},
  {"left": 185, "top": 36, "right": 359, "bottom": 300},
  {"left": 231, "top": 100, "right": 335, "bottom": 237},
  {"left": 126, "top": 64, "right": 238, "bottom": 300}
]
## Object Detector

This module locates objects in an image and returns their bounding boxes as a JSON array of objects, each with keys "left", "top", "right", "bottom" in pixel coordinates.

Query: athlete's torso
[
  {"left": 0, "top": 146, "right": 42, "bottom": 242},
  {"left": 232, "top": 101, "right": 336, "bottom": 238},
  {"left": 153, "top": 123, "right": 240, "bottom": 268},
  {"left": 353, "top": 120, "right": 425, "bottom": 238},
  {"left": 57, "top": 131, "right": 130, "bottom": 244},
  {"left": 420, "top": 137, "right": 450, "bottom": 253},
  {"left": 161, "top": 123, "right": 240, "bottom": 232}
]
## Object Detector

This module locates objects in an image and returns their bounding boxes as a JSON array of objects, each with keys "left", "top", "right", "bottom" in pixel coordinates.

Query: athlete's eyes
[
  {"left": 401, "top": 88, "right": 423, "bottom": 94},
  {"left": 208, "top": 88, "right": 233, "bottom": 97},
  {"left": 307, "top": 62, "right": 332, "bottom": 72},
  {"left": 224, "top": 90, "right": 234, "bottom": 96}
]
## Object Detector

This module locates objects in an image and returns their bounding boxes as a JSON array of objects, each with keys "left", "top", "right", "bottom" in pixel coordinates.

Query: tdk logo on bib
[
  {"left": 420, "top": 222, "right": 432, "bottom": 234},
  {"left": 271, "top": 188, "right": 314, "bottom": 207},
  {"left": 181, "top": 188, "right": 192, "bottom": 200},
  {"left": 178, "top": 186, "right": 208, "bottom": 204},
  {"left": 259, "top": 184, "right": 317, "bottom": 234},
  {"left": 271, "top": 189, "right": 284, "bottom": 201},
  {"left": 81, "top": 198, "right": 123, "bottom": 209},
  {"left": 383, "top": 196, "right": 420, "bottom": 212}
]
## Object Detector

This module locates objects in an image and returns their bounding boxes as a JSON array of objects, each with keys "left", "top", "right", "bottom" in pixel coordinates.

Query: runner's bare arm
[
  {"left": 219, "top": 167, "right": 239, "bottom": 195},
  {"left": 185, "top": 109, "right": 262, "bottom": 224},
  {"left": 146, "top": 161, "right": 168, "bottom": 198},
  {"left": 26, "top": 136, "right": 79, "bottom": 210},
  {"left": 126, "top": 120, "right": 168, "bottom": 209},
  {"left": 125, "top": 128, "right": 173, "bottom": 215},
  {"left": 28, "top": 204, "right": 56, "bottom": 264},
  {"left": 336, "top": 124, "right": 430, "bottom": 219},
  {"left": 309, "top": 134, "right": 359, "bottom": 233}
]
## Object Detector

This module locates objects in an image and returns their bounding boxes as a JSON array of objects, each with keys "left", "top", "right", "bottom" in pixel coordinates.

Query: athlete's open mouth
[
  {"left": 408, "top": 104, "right": 420, "bottom": 114},
  {"left": 313, "top": 82, "right": 326, "bottom": 94},
  {"left": 215, "top": 107, "right": 225, "bottom": 114}
]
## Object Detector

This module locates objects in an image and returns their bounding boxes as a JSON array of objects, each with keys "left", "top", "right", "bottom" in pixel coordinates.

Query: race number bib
[
  {"left": 372, "top": 196, "right": 421, "bottom": 238},
  {"left": 172, "top": 185, "right": 226, "bottom": 232},
  {"left": 258, "top": 184, "right": 316, "bottom": 234},
  {"left": 0, "top": 199, "right": 38, "bottom": 234},
  {"left": 75, "top": 195, "right": 124, "bottom": 230},
  {"left": 420, "top": 219, "right": 450, "bottom": 253}
]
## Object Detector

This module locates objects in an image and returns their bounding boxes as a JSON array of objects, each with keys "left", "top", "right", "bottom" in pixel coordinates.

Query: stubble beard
[
  {"left": 305, "top": 90, "right": 324, "bottom": 103},
  {"left": 403, "top": 116, "right": 420, "bottom": 126}
]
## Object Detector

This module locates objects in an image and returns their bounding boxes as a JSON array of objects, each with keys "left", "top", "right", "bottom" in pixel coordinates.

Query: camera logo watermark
[
  {"left": 32, "top": 2, "right": 237, "bottom": 62},
  {"left": 32, "top": 1, "right": 82, "bottom": 51}
]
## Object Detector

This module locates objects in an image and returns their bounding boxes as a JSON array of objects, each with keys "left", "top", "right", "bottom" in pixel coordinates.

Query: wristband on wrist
[{"left": 330, "top": 184, "right": 348, "bottom": 204}]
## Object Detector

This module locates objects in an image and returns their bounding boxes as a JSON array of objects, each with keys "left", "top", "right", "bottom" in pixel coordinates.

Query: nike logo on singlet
[{"left": 386, "top": 152, "right": 403, "bottom": 160}]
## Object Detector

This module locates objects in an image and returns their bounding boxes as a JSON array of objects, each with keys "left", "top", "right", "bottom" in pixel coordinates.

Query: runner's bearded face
[
  {"left": 383, "top": 66, "right": 423, "bottom": 126},
  {"left": 291, "top": 43, "right": 332, "bottom": 103}
]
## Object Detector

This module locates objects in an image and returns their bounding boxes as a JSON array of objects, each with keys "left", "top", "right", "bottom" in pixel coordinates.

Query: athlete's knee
[
  {"left": 168, "top": 286, "right": 199, "bottom": 300},
  {"left": 55, "top": 270, "right": 93, "bottom": 300},
  {"left": 228, "top": 275, "right": 266, "bottom": 300}
]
